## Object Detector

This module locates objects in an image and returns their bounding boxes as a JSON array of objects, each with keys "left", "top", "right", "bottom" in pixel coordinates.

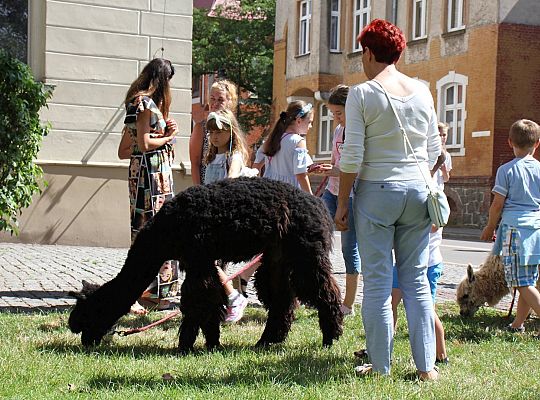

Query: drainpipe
[{"left": 392, "top": 0, "right": 398, "bottom": 24}]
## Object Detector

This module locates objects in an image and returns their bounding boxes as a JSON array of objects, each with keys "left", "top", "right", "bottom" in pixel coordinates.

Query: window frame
[
  {"left": 447, "top": 0, "right": 465, "bottom": 32},
  {"left": 329, "top": 0, "right": 341, "bottom": 52},
  {"left": 436, "top": 71, "right": 468, "bottom": 155},
  {"left": 318, "top": 104, "right": 334, "bottom": 156},
  {"left": 192, "top": 75, "right": 201, "bottom": 104},
  {"left": 298, "top": 0, "right": 312, "bottom": 56},
  {"left": 352, "top": 0, "right": 371, "bottom": 52},
  {"left": 411, "top": 0, "right": 427, "bottom": 40}
]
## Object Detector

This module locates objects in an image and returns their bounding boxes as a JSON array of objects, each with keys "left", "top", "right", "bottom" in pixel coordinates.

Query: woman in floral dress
[{"left": 117, "top": 58, "right": 178, "bottom": 314}]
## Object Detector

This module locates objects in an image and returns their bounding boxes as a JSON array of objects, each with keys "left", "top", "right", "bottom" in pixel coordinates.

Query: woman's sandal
[
  {"left": 417, "top": 366, "right": 439, "bottom": 382},
  {"left": 354, "top": 364, "right": 373, "bottom": 376},
  {"left": 130, "top": 301, "right": 148, "bottom": 316}
]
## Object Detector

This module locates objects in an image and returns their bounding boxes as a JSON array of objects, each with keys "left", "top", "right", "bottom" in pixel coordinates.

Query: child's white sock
[{"left": 228, "top": 289, "right": 240, "bottom": 305}]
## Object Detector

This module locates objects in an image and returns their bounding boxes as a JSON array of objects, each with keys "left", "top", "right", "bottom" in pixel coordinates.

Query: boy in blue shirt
[{"left": 481, "top": 119, "right": 540, "bottom": 336}]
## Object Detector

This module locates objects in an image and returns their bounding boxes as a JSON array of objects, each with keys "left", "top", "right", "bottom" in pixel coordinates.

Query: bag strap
[{"left": 371, "top": 79, "right": 433, "bottom": 191}]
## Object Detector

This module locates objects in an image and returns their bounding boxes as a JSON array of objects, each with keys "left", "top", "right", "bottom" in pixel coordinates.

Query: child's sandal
[
  {"left": 435, "top": 357, "right": 449, "bottom": 365},
  {"left": 353, "top": 348, "right": 369, "bottom": 360},
  {"left": 239, "top": 278, "right": 248, "bottom": 298}
]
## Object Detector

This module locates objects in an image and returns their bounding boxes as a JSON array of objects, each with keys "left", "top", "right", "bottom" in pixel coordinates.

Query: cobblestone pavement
[{"left": 0, "top": 234, "right": 512, "bottom": 312}]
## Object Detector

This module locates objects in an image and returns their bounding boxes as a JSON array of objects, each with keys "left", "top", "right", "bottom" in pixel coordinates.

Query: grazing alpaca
[
  {"left": 456, "top": 254, "right": 540, "bottom": 317},
  {"left": 69, "top": 177, "right": 343, "bottom": 352}
]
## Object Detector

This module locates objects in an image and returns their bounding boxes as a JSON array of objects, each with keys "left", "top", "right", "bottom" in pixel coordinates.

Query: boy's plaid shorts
[{"left": 502, "top": 226, "right": 539, "bottom": 287}]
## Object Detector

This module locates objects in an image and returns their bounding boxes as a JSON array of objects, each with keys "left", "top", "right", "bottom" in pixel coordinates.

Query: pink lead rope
[
  {"left": 113, "top": 254, "right": 263, "bottom": 336},
  {"left": 223, "top": 253, "right": 263, "bottom": 283}
]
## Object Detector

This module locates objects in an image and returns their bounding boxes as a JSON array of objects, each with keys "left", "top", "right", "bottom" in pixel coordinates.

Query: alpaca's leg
[
  {"left": 178, "top": 265, "right": 227, "bottom": 353},
  {"left": 199, "top": 270, "right": 227, "bottom": 351},
  {"left": 178, "top": 271, "right": 203, "bottom": 354},
  {"left": 292, "top": 253, "right": 343, "bottom": 346},
  {"left": 200, "top": 316, "right": 222, "bottom": 351},
  {"left": 178, "top": 313, "right": 200, "bottom": 355},
  {"left": 254, "top": 259, "right": 296, "bottom": 347}
]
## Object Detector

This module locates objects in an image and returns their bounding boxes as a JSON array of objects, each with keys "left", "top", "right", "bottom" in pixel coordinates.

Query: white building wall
[
  {"left": 2, "top": 0, "right": 193, "bottom": 247},
  {"left": 38, "top": 0, "right": 192, "bottom": 168}
]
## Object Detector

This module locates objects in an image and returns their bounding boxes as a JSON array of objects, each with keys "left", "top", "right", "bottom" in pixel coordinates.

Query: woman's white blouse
[{"left": 341, "top": 80, "right": 441, "bottom": 181}]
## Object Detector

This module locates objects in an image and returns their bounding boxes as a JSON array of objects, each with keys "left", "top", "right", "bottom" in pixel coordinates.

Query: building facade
[
  {"left": 1, "top": 0, "right": 193, "bottom": 247},
  {"left": 273, "top": 0, "right": 540, "bottom": 227}
]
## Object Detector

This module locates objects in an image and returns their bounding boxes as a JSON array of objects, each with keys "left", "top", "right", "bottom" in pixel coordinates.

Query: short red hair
[{"left": 358, "top": 19, "right": 406, "bottom": 64}]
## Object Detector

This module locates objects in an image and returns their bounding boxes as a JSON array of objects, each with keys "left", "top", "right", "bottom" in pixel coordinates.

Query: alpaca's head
[
  {"left": 68, "top": 280, "right": 115, "bottom": 346},
  {"left": 456, "top": 264, "right": 483, "bottom": 317}
]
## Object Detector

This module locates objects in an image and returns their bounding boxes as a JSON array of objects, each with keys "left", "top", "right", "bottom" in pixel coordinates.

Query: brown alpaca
[{"left": 456, "top": 254, "right": 540, "bottom": 317}]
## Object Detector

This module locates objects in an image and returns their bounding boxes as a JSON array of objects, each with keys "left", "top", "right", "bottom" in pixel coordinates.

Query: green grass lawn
[{"left": 0, "top": 303, "right": 538, "bottom": 399}]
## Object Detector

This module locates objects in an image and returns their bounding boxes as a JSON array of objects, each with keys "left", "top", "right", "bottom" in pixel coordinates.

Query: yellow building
[{"left": 273, "top": 0, "right": 540, "bottom": 227}]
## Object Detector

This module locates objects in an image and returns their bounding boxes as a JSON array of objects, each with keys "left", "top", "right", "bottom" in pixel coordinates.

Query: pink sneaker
[{"left": 225, "top": 294, "right": 248, "bottom": 323}]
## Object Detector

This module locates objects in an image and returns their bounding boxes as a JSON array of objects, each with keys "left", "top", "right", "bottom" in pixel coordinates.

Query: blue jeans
[
  {"left": 353, "top": 179, "right": 435, "bottom": 374},
  {"left": 321, "top": 190, "right": 361, "bottom": 274},
  {"left": 393, "top": 262, "right": 444, "bottom": 303}
]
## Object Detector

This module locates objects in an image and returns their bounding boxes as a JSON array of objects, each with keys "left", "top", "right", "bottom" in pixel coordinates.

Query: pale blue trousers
[{"left": 353, "top": 179, "right": 435, "bottom": 374}]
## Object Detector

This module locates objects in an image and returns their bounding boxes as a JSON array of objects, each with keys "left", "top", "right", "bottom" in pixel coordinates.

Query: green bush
[{"left": 0, "top": 49, "right": 52, "bottom": 234}]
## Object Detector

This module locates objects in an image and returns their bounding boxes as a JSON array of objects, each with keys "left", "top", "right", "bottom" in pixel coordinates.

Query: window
[
  {"left": 192, "top": 76, "right": 201, "bottom": 99},
  {"left": 353, "top": 0, "right": 371, "bottom": 52},
  {"left": 436, "top": 72, "right": 468, "bottom": 154},
  {"left": 330, "top": 0, "right": 341, "bottom": 52},
  {"left": 298, "top": 0, "right": 312, "bottom": 56},
  {"left": 318, "top": 104, "right": 334, "bottom": 155},
  {"left": 447, "top": 0, "right": 465, "bottom": 32},
  {"left": 412, "top": 0, "right": 427, "bottom": 40},
  {"left": 0, "top": 1, "right": 28, "bottom": 63}
]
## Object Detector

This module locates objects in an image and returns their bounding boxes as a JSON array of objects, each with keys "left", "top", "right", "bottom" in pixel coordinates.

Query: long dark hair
[
  {"left": 328, "top": 84, "right": 349, "bottom": 106},
  {"left": 125, "top": 58, "right": 175, "bottom": 118},
  {"left": 263, "top": 101, "right": 311, "bottom": 157}
]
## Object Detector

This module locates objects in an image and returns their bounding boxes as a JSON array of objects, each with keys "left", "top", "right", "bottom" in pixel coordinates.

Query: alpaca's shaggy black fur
[{"left": 69, "top": 177, "right": 343, "bottom": 352}]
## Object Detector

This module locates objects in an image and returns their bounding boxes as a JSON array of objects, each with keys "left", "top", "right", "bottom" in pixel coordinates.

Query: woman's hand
[
  {"left": 165, "top": 118, "right": 178, "bottom": 136},
  {"left": 480, "top": 226, "right": 495, "bottom": 242},
  {"left": 335, "top": 204, "right": 349, "bottom": 231},
  {"left": 136, "top": 110, "right": 175, "bottom": 152},
  {"left": 308, "top": 163, "right": 340, "bottom": 177}
]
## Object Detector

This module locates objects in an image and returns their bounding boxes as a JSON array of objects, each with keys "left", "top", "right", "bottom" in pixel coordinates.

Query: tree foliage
[
  {"left": 0, "top": 50, "right": 52, "bottom": 234},
  {"left": 192, "top": 0, "right": 275, "bottom": 132},
  {"left": 0, "top": 0, "right": 28, "bottom": 63}
]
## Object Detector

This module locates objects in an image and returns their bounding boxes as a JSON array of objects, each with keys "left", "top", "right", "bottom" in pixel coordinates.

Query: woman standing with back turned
[
  {"left": 335, "top": 20, "right": 441, "bottom": 379},
  {"left": 117, "top": 58, "right": 178, "bottom": 314}
]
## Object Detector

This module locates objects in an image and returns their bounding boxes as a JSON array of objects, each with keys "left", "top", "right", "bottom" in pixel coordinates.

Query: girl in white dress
[
  {"left": 262, "top": 101, "right": 314, "bottom": 193},
  {"left": 204, "top": 109, "right": 255, "bottom": 184},
  {"left": 203, "top": 108, "right": 258, "bottom": 323}
]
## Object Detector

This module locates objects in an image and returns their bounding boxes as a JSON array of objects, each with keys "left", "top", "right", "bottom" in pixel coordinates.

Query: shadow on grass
[
  {"left": 84, "top": 351, "right": 351, "bottom": 390},
  {"left": 39, "top": 329, "right": 326, "bottom": 359},
  {"left": 439, "top": 307, "right": 539, "bottom": 342},
  {"left": 393, "top": 303, "right": 537, "bottom": 344},
  {"left": 38, "top": 306, "right": 326, "bottom": 359}
]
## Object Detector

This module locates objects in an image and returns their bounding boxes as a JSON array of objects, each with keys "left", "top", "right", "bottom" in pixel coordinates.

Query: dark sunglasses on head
[{"left": 166, "top": 59, "right": 175, "bottom": 79}]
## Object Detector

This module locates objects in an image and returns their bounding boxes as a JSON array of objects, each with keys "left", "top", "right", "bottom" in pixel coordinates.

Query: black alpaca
[{"left": 69, "top": 177, "right": 343, "bottom": 352}]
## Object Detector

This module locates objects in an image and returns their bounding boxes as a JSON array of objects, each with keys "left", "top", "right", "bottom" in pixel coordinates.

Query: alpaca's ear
[
  {"left": 467, "top": 264, "right": 475, "bottom": 283},
  {"left": 68, "top": 290, "right": 87, "bottom": 300}
]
